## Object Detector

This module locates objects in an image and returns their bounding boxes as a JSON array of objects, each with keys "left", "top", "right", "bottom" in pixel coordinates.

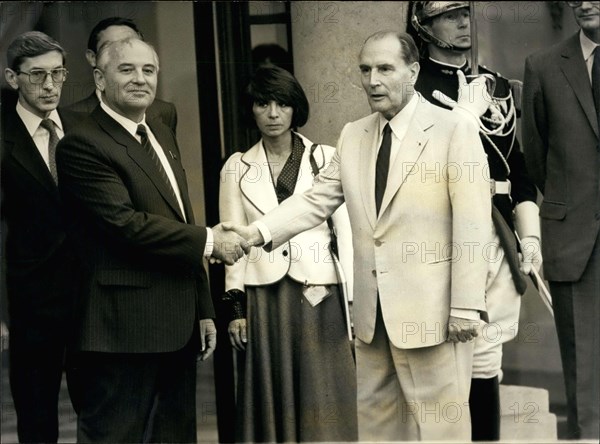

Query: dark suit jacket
[
  {"left": 56, "top": 106, "right": 213, "bottom": 353},
  {"left": 66, "top": 91, "right": 178, "bottom": 135},
  {"left": 1, "top": 108, "right": 82, "bottom": 323},
  {"left": 522, "top": 32, "right": 600, "bottom": 282}
]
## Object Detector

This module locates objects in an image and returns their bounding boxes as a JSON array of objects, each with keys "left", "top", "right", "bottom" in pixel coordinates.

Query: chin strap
[{"left": 411, "top": 13, "right": 469, "bottom": 51}]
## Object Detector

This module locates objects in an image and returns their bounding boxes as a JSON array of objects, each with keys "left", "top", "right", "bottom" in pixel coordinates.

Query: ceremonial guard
[{"left": 411, "top": 2, "right": 542, "bottom": 440}]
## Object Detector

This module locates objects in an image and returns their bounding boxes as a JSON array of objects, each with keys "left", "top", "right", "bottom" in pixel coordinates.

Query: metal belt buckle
[{"left": 490, "top": 179, "right": 496, "bottom": 196}]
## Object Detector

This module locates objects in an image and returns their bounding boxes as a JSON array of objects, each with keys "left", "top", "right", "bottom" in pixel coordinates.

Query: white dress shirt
[
  {"left": 580, "top": 30, "right": 599, "bottom": 84},
  {"left": 16, "top": 101, "right": 64, "bottom": 169}
]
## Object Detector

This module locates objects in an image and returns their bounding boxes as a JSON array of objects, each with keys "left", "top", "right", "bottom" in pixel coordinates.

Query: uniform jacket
[
  {"left": 219, "top": 133, "right": 353, "bottom": 298},
  {"left": 416, "top": 57, "right": 537, "bottom": 294},
  {"left": 522, "top": 32, "right": 600, "bottom": 281},
  {"left": 66, "top": 91, "right": 178, "bottom": 134},
  {"left": 259, "top": 99, "right": 492, "bottom": 349},
  {"left": 56, "top": 106, "right": 213, "bottom": 353}
]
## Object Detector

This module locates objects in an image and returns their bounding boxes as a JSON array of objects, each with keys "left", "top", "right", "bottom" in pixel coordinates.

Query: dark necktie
[
  {"left": 136, "top": 124, "right": 179, "bottom": 205},
  {"left": 39, "top": 118, "right": 59, "bottom": 184},
  {"left": 592, "top": 46, "right": 599, "bottom": 130},
  {"left": 375, "top": 123, "right": 392, "bottom": 216}
]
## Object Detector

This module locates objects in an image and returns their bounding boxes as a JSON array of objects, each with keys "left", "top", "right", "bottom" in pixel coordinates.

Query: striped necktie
[
  {"left": 136, "top": 124, "right": 179, "bottom": 205},
  {"left": 40, "top": 118, "right": 59, "bottom": 184}
]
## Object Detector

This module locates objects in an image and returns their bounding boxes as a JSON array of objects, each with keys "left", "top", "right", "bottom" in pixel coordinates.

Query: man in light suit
[
  {"left": 66, "top": 17, "right": 178, "bottom": 134},
  {"left": 228, "top": 31, "right": 492, "bottom": 441},
  {"left": 522, "top": 1, "right": 599, "bottom": 439},
  {"left": 1, "top": 31, "right": 81, "bottom": 444},
  {"left": 56, "top": 38, "right": 247, "bottom": 443}
]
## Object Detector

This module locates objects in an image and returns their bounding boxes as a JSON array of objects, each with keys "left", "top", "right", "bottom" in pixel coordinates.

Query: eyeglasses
[
  {"left": 16, "top": 68, "right": 68, "bottom": 84},
  {"left": 566, "top": 1, "right": 582, "bottom": 7}
]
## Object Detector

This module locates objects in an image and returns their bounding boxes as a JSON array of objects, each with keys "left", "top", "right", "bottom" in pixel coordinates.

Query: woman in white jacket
[{"left": 219, "top": 66, "right": 357, "bottom": 442}]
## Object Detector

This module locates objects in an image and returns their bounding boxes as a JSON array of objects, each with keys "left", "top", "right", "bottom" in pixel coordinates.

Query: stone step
[{"left": 500, "top": 384, "right": 557, "bottom": 441}]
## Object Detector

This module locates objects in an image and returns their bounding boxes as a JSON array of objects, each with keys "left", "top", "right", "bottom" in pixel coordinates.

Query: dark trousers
[
  {"left": 7, "top": 248, "right": 77, "bottom": 443},
  {"left": 551, "top": 235, "right": 599, "bottom": 440},
  {"left": 73, "top": 336, "right": 198, "bottom": 443},
  {"left": 9, "top": 327, "right": 74, "bottom": 443}
]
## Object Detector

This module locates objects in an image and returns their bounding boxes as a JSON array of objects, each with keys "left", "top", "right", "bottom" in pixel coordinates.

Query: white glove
[
  {"left": 514, "top": 201, "right": 542, "bottom": 274},
  {"left": 435, "top": 70, "right": 493, "bottom": 126},
  {"left": 519, "top": 236, "right": 542, "bottom": 275}
]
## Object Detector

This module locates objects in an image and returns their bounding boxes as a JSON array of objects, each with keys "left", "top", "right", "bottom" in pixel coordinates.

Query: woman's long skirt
[{"left": 236, "top": 276, "right": 357, "bottom": 442}]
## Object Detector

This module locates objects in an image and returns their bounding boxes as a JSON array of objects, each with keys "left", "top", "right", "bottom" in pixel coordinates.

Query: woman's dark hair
[{"left": 244, "top": 65, "right": 309, "bottom": 129}]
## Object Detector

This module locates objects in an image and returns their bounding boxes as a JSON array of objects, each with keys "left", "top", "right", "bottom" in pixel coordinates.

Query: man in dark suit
[
  {"left": 1, "top": 31, "right": 81, "bottom": 443},
  {"left": 522, "top": 1, "right": 599, "bottom": 439},
  {"left": 56, "top": 37, "right": 247, "bottom": 443},
  {"left": 66, "top": 17, "right": 178, "bottom": 134}
]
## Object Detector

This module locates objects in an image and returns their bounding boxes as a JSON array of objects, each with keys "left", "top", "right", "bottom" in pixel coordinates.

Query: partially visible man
[
  {"left": 411, "top": 2, "right": 542, "bottom": 440},
  {"left": 226, "top": 31, "right": 492, "bottom": 441},
  {"left": 523, "top": 1, "right": 599, "bottom": 439},
  {"left": 56, "top": 38, "right": 247, "bottom": 443},
  {"left": 1, "top": 31, "right": 81, "bottom": 443},
  {"left": 66, "top": 16, "right": 178, "bottom": 134}
]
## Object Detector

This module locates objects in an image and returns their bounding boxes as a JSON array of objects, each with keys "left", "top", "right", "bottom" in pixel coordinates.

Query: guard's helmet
[{"left": 411, "top": 1, "right": 470, "bottom": 50}]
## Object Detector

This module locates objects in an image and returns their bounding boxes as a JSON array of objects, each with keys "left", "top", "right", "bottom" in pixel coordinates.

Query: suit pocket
[
  {"left": 426, "top": 256, "right": 453, "bottom": 265},
  {"left": 540, "top": 200, "right": 566, "bottom": 221},
  {"left": 96, "top": 270, "right": 151, "bottom": 288}
]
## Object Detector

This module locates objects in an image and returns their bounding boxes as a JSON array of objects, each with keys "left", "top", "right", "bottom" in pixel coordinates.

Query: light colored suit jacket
[
  {"left": 522, "top": 32, "right": 600, "bottom": 282},
  {"left": 259, "top": 99, "right": 491, "bottom": 349},
  {"left": 220, "top": 132, "right": 353, "bottom": 298}
]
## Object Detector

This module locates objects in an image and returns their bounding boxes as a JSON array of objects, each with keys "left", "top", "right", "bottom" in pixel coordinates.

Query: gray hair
[{"left": 96, "top": 37, "right": 159, "bottom": 72}]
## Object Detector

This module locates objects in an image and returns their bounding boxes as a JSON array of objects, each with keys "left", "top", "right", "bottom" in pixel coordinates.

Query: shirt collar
[
  {"left": 580, "top": 29, "right": 598, "bottom": 63},
  {"left": 16, "top": 101, "right": 63, "bottom": 137},
  {"left": 100, "top": 101, "right": 147, "bottom": 139},
  {"left": 428, "top": 56, "right": 468, "bottom": 70},
  {"left": 378, "top": 93, "right": 419, "bottom": 138}
]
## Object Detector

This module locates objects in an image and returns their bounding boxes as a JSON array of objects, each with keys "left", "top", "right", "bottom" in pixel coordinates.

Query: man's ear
[
  {"left": 85, "top": 49, "right": 97, "bottom": 68},
  {"left": 93, "top": 67, "right": 104, "bottom": 92},
  {"left": 409, "top": 61, "right": 420, "bottom": 83},
  {"left": 4, "top": 68, "right": 19, "bottom": 90}
]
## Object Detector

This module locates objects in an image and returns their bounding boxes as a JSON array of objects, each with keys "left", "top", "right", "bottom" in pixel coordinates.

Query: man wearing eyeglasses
[
  {"left": 523, "top": 1, "right": 599, "bottom": 440},
  {"left": 1, "top": 31, "right": 82, "bottom": 442}
]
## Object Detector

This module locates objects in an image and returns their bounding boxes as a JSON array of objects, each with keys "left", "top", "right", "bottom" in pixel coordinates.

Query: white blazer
[
  {"left": 259, "top": 101, "right": 492, "bottom": 349},
  {"left": 219, "top": 132, "right": 353, "bottom": 298}
]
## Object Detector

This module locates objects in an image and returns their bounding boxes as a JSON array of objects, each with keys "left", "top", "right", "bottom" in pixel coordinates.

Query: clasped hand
[
  {"left": 209, "top": 222, "right": 264, "bottom": 265},
  {"left": 446, "top": 315, "right": 480, "bottom": 343}
]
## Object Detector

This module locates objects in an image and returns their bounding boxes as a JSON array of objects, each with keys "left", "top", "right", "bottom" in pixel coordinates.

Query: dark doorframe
[
  {"left": 193, "top": 2, "right": 235, "bottom": 442},
  {"left": 193, "top": 2, "right": 253, "bottom": 442},
  {"left": 193, "top": 2, "right": 294, "bottom": 441}
]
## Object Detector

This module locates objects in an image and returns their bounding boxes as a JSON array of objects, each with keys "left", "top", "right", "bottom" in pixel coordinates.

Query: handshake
[{"left": 209, "top": 222, "right": 265, "bottom": 265}]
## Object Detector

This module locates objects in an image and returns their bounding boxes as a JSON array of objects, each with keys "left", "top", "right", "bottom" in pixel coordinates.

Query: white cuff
[
  {"left": 514, "top": 201, "right": 541, "bottom": 240},
  {"left": 450, "top": 308, "right": 480, "bottom": 321},
  {"left": 203, "top": 227, "right": 214, "bottom": 257},
  {"left": 252, "top": 221, "right": 271, "bottom": 246}
]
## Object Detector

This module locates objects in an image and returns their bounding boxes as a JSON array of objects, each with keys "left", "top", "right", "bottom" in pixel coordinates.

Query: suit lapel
[
  {"left": 239, "top": 140, "right": 279, "bottom": 215},
  {"left": 359, "top": 115, "right": 379, "bottom": 229},
  {"left": 6, "top": 113, "right": 58, "bottom": 198},
  {"left": 94, "top": 108, "right": 185, "bottom": 222},
  {"left": 378, "top": 104, "right": 429, "bottom": 219},
  {"left": 560, "top": 34, "right": 599, "bottom": 137}
]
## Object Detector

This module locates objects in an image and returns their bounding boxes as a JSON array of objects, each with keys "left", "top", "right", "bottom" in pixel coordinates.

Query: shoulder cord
[{"left": 479, "top": 93, "right": 517, "bottom": 176}]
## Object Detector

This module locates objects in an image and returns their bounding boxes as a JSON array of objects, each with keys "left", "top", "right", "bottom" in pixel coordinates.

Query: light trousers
[{"left": 356, "top": 306, "right": 474, "bottom": 441}]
